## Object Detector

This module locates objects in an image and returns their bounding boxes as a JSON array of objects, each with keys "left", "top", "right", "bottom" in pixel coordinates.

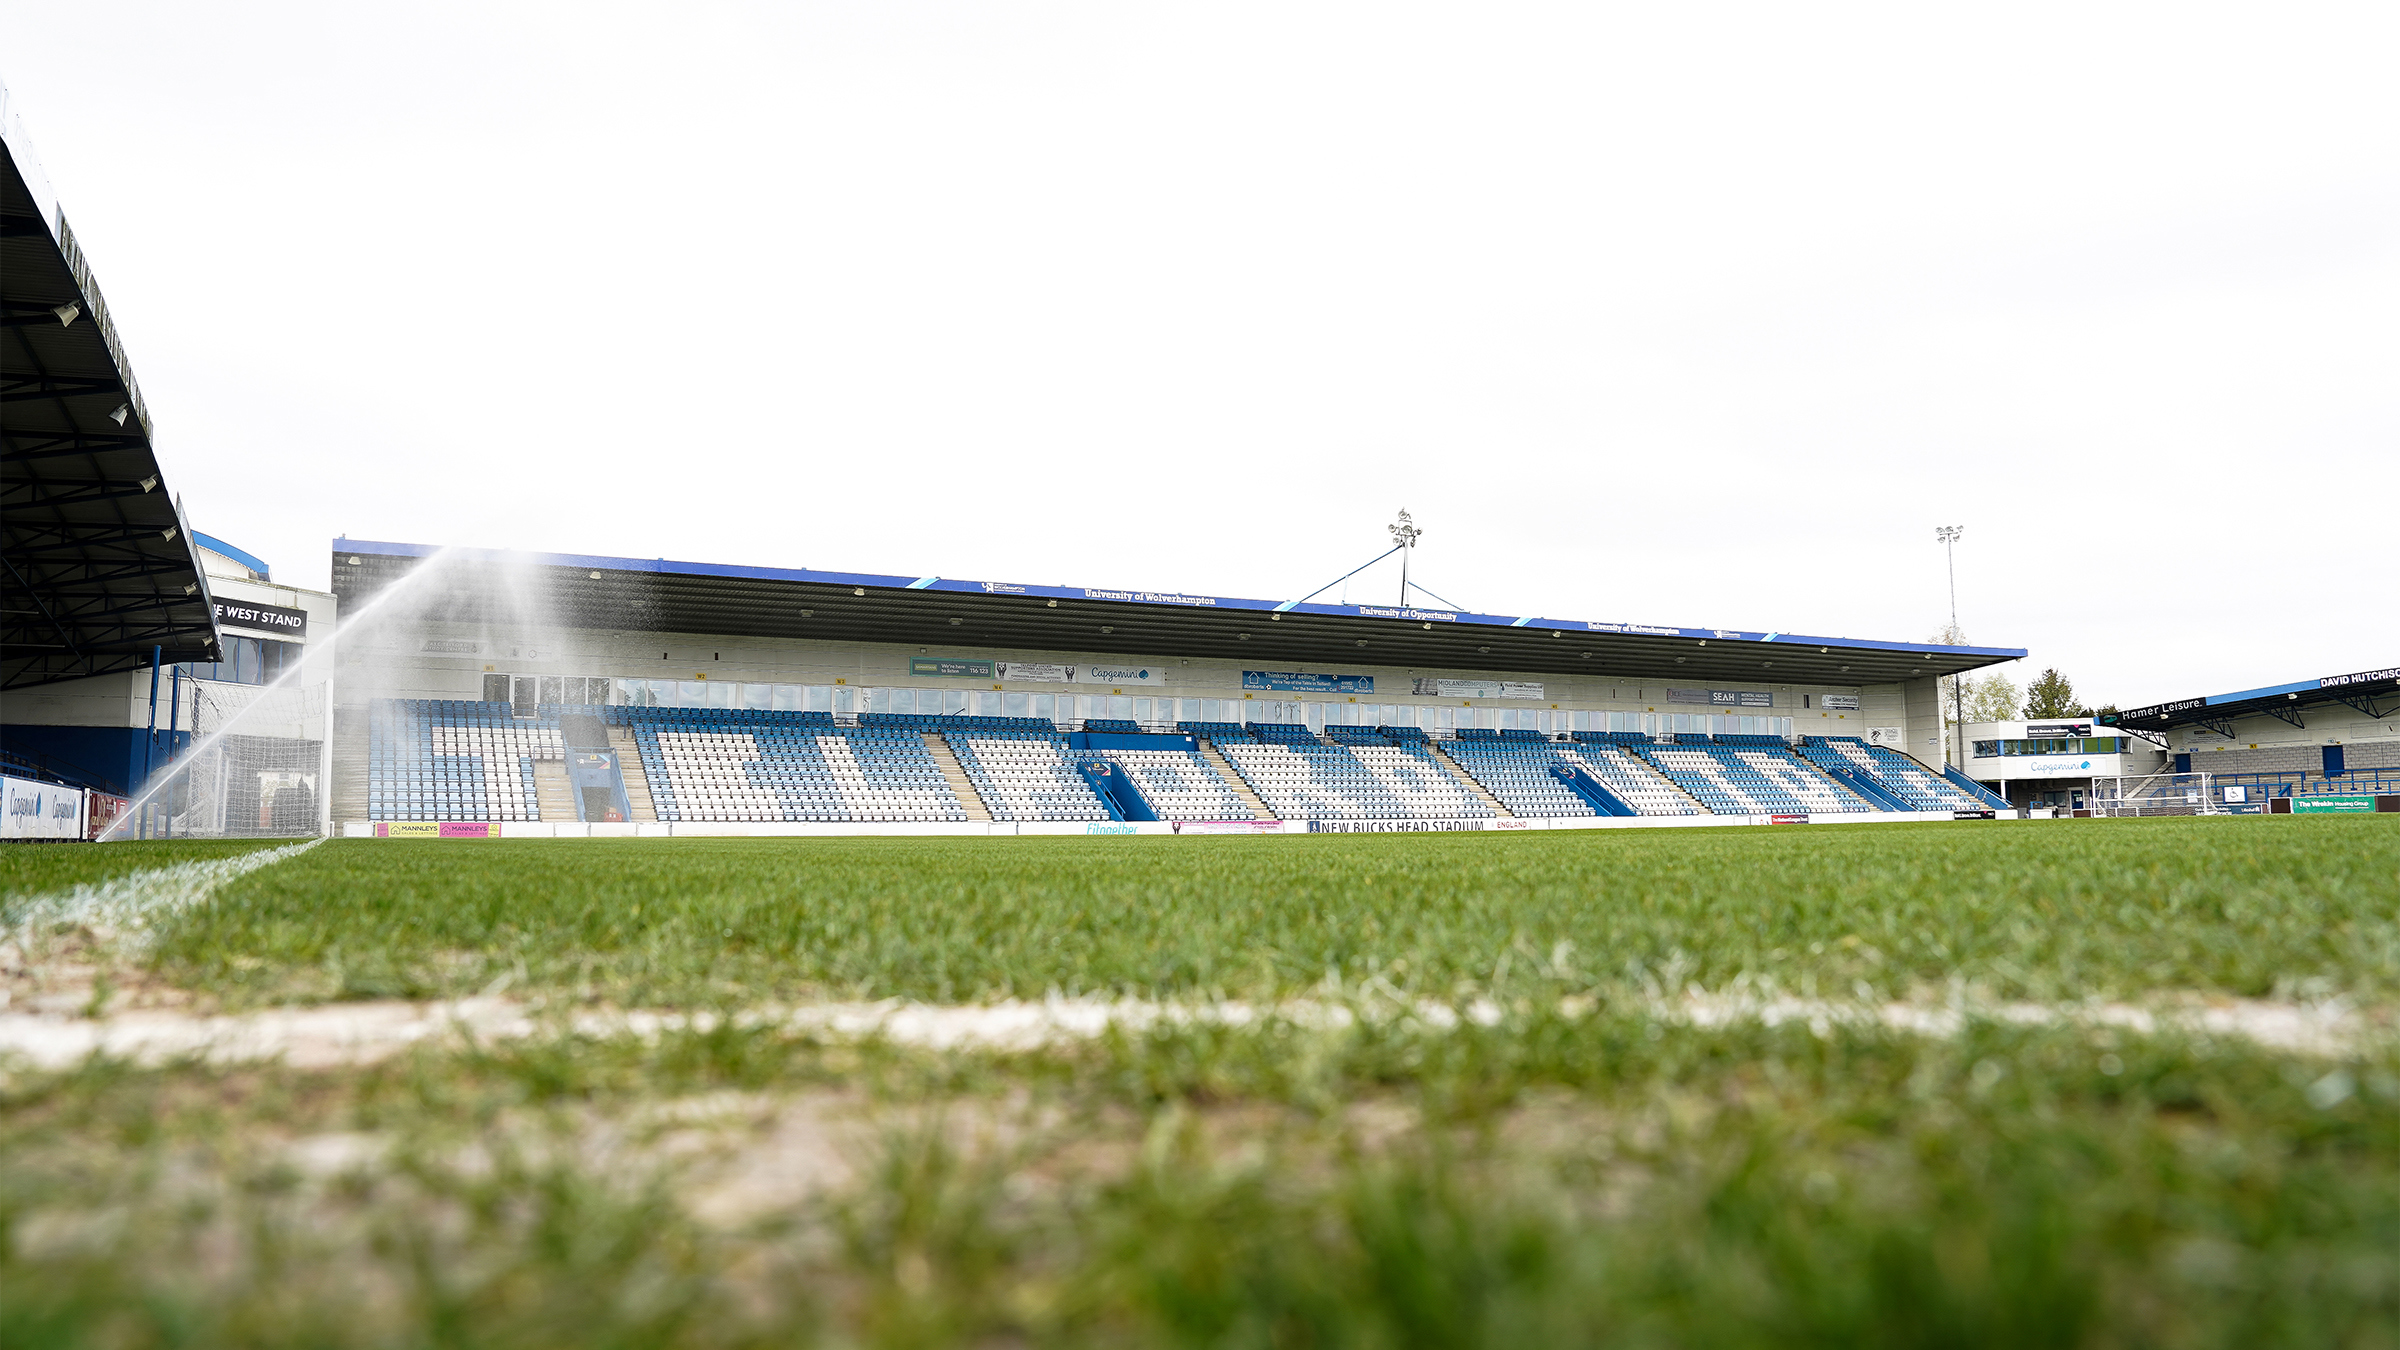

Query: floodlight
[
  {"left": 51, "top": 302, "right": 79, "bottom": 325},
  {"left": 110, "top": 403, "right": 130, "bottom": 425}
]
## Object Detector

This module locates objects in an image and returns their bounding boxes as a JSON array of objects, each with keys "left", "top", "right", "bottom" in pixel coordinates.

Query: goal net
[
  {"left": 142, "top": 679, "right": 330, "bottom": 838},
  {"left": 2086, "top": 771, "right": 2250, "bottom": 817}
]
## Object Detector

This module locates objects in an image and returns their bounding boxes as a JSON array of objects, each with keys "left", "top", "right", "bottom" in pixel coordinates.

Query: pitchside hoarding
[{"left": 2, "top": 775, "right": 88, "bottom": 841}]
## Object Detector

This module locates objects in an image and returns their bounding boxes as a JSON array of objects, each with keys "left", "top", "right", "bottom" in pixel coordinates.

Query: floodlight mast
[
  {"left": 1935, "top": 525, "right": 1966, "bottom": 771},
  {"left": 1390, "top": 509, "right": 1422, "bottom": 605}
]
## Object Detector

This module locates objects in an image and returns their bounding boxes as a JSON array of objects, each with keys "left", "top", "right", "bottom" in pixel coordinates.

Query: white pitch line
[
  {"left": 0, "top": 988, "right": 2380, "bottom": 1072},
  {"left": 3, "top": 838, "right": 325, "bottom": 950}
]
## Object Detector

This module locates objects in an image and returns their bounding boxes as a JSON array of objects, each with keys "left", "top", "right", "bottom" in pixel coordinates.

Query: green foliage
[
  {"left": 150, "top": 819, "right": 2400, "bottom": 1008},
  {"left": 2024, "top": 668, "right": 2090, "bottom": 719},
  {"left": 1962, "top": 673, "right": 2021, "bottom": 724}
]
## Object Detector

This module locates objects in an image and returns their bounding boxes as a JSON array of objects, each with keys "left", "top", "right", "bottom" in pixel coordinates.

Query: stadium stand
[
  {"left": 948, "top": 731, "right": 1111, "bottom": 822},
  {"left": 1084, "top": 746, "right": 1252, "bottom": 820},
  {"left": 609, "top": 707, "right": 969, "bottom": 823},
  {"left": 1799, "top": 737, "right": 1991, "bottom": 811},
  {"left": 1176, "top": 721, "right": 1255, "bottom": 743},
  {"left": 367, "top": 699, "right": 551, "bottom": 822},
  {"left": 1216, "top": 736, "right": 1493, "bottom": 820},
  {"left": 1081, "top": 718, "right": 1143, "bottom": 735},
  {"left": 1441, "top": 734, "right": 1596, "bottom": 817},
  {"left": 1636, "top": 740, "right": 1874, "bottom": 815},
  {"left": 1558, "top": 737, "right": 1704, "bottom": 815}
]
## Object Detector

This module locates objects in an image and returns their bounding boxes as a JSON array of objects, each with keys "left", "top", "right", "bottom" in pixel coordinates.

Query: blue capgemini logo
[
  {"left": 2080, "top": 761, "right": 2091, "bottom": 769},
  {"left": 1138, "top": 670, "right": 1149, "bottom": 679}
]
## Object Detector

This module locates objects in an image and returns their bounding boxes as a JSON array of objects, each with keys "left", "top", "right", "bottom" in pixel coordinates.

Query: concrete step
[
  {"left": 1426, "top": 743, "right": 1515, "bottom": 818},
  {"left": 533, "top": 758, "right": 577, "bottom": 822},
  {"left": 925, "top": 733, "right": 993, "bottom": 821},
  {"left": 607, "top": 728, "right": 658, "bottom": 822},
  {"left": 1195, "top": 739, "right": 1275, "bottom": 818}
]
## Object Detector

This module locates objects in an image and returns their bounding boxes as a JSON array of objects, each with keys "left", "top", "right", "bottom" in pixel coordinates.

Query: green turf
[
  {"left": 0, "top": 838, "right": 303, "bottom": 910},
  {"left": 3, "top": 1015, "right": 2393, "bottom": 1348},
  {"left": 150, "top": 816, "right": 2400, "bottom": 1007}
]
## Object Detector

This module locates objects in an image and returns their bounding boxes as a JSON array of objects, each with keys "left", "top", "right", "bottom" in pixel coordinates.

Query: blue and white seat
[
  {"left": 950, "top": 732, "right": 1111, "bottom": 822},
  {"left": 367, "top": 699, "right": 551, "bottom": 822}
]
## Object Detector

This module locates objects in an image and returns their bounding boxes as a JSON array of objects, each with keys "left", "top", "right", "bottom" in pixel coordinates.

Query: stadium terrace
[{"left": 327, "top": 537, "right": 2025, "bottom": 837}]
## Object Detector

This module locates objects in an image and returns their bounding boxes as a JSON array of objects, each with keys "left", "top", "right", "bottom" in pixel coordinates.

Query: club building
[{"left": 1957, "top": 718, "right": 2168, "bottom": 813}]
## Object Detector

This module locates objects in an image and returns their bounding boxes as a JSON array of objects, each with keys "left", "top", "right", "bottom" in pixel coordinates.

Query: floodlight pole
[
  {"left": 1389, "top": 510, "right": 1422, "bottom": 605},
  {"left": 1935, "top": 525, "right": 1964, "bottom": 771}
]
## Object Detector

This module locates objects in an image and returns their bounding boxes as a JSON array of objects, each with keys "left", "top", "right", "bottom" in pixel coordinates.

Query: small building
[{"left": 1960, "top": 718, "right": 2166, "bottom": 813}]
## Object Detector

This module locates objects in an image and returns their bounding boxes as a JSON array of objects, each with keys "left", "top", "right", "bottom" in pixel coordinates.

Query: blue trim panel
[
  {"left": 194, "top": 532, "right": 271, "bottom": 580},
  {"left": 331, "top": 537, "right": 2029, "bottom": 663}
]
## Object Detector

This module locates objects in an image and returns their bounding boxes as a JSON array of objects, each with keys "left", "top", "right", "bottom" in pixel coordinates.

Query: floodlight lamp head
[
  {"left": 1388, "top": 508, "right": 1423, "bottom": 548},
  {"left": 1935, "top": 525, "right": 1964, "bottom": 545}
]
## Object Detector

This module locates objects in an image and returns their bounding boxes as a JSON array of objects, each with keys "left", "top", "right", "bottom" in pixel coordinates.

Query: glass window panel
[
  {"left": 743, "top": 683, "right": 774, "bottom": 710},
  {"left": 834, "top": 686, "right": 854, "bottom": 713},
  {"left": 869, "top": 688, "right": 893, "bottom": 715},
  {"left": 676, "top": 681, "right": 707, "bottom": 707},
  {"left": 1133, "top": 698, "right": 1151, "bottom": 722},
  {"left": 804, "top": 685, "right": 832, "bottom": 712},
  {"left": 1004, "top": 691, "right": 1028, "bottom": 717},
  {"left": 1032, "top": 694, "right": 1054, "bottom": 719},
  {"left": 1109, "top": 696, "right": 1133, "bottom": 718},
  {"left": 706, "top": 681, "right": 736, "bottom": 709},
  {"left": 771, "top": 684, "right": 802, "bottom": 711}
]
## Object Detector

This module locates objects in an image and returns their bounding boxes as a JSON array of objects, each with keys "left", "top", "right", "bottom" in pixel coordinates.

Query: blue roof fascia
[
  {"left": 2209, "top": 677, "right": 2354, "bottom": 707},
  {"left": 194, "top": 531, "right": 270, "bottom": 580},
  {"left": 331, "top": 537, "right": 2028, "bottom": 662}
]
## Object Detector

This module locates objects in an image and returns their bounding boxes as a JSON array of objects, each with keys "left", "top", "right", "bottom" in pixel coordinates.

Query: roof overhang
[
  {"left": 331, "top": 538, "right": 2026, "bottom": 688},
  {"left": 2103, "top": 666, "right": 2400, "bottom": 738},
  {"left": 2, "top": 108, "right": 219, "bottom": 690}
]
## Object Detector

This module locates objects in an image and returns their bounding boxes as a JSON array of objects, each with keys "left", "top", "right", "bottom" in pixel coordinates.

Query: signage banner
[
  {"left": 2, "top": 774, "right": 86, "bottom": 840},
  {"left": 2291, "top": 795, "right": 2376, "bottom": 814},
  {"left": 1168, "top": 819, "right": 1286, "bottom": 834},
  {"left": 1412, "top": 678, "right": 1545, "bottom": 700},
  {"left": 1867, "top": 726, "right": 1907, "bottom": 750},
  {"left": 1818, "top": 695, "right": 1861, "bottom": 711},
  {"left": 2020, "top": 757, "right": 2102, "bottom": 778},
  {"left": 994, "top": 662, "right": 1071, "bottom": 683},
  {"left": 375, "top": 821, "right": 496, "bottom": 838},
  {"left": 1770, "top": 813, "right": 1809, "bottom": 824},
  {"left": 2114, "top": 697, "right": 2203, "bottom": 722},
  {"left": 1951, "top": 810, "right": 1997, "bottom": 820},
  {"left": 2024, "top": 722, "right": 2091, "bottom": 738},
  {"left": 1245, "top": 670, "right": 1373, "bottom": 694},
  {"left": 910, "top": 658, "right": 995, "bottom": 678},
  {"left": 214, "top": 599, "right": 309, "bottom": 638},
  {"left": 1078, "top": 664, "right": 1167, "bottom": 686},
  {"left": 1306, "top": 817, "right": 1490, "bottom": 833},
  {"left": 1668, "top": 688, "right": 1775, "bottom": 708},
  {"left": 2320, "top": 668, "right": 2399, "bottom": 690}
]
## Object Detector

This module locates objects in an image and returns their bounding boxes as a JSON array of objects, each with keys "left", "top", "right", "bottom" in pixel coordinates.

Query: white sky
[{"left": 5, "top": 3, "right": 2393, "bottom": 707}]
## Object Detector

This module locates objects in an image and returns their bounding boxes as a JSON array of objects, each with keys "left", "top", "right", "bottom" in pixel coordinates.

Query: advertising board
[
  {"left": 2291, "top": 795, "right": 2376, "bottom": 814},
  {"left": 1245, "top": 670, "right": 1374, "bottom": 694},
  {"left": 1867, "top": 727, "right": 1907, "bottom": 750},
  {"left": 1304, "top": 818, "right": 1490, "bottom": 833},
  {"left": 910, "top": 658, "right": 995, "bottom": 678},
  {"left": 1, "top": 775, "right": 86, "bottom": 841},
  {"left": 1079, "top": 664, "right": 1166, "bottom": 686},
  {"left": 1411, "top": 678, "right": 1545, "bottom": 700},
  {"left": 1817, "top": 695, "right": 1861, "bottom": 710},
  {"left": 993, "top": 662, "right": 1070, "bottom": 683},
  {"left": 1668, "top": 688, "right": 1774, "bottom": 707}
]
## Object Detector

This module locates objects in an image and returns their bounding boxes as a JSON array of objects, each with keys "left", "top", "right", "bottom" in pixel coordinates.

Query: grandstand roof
[
  {"left": 2102, "top": 666, "right": 2399, "bottom": 738},
  {"left": 2, "top": 96, "right": 219, "bottom": 690},
  {"left": 333, "top": 538, "right": 2024, "bottom": 687}
]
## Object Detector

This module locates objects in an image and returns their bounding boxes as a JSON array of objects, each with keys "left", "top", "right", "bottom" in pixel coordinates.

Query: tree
[
  {"left": 1964, "top": 673, "right": 2021, "bottom": 724},
  {"left": 2022, "top": 668, "right": 2090, "bottom": 719}
]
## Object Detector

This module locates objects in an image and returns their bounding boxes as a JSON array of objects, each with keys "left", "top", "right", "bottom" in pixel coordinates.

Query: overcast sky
[{"left": 5, "top": 4, "right": 2393, "bottom": 706}]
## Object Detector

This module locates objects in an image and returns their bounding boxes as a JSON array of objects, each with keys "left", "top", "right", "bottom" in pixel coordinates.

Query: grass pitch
[
  {"left": 143, "top": 816, "right": 2400, "bottom": 1008},
  {"left": 4, "top": 817, "right": 2397, "bottom": 1348}
]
